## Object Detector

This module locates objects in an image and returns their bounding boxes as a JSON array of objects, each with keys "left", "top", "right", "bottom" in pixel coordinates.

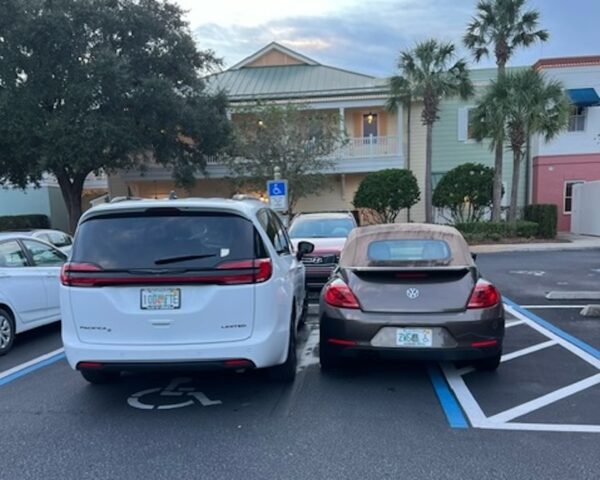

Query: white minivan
[{"left": 60, "top": 198, "right": 313, "bottom": 384}]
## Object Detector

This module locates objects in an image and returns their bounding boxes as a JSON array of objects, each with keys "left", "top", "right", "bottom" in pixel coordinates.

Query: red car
[{"left": 289, "top": 212, "right": 357, "bottom": 292}]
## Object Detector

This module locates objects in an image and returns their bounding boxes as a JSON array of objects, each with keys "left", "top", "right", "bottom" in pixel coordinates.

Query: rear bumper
[
  {"left": 76, "top": 359, "right": 256, "bottom": 372},
  {"left": 320, "top": 304, "right": 504, "bottom": 361},
  {"left": 305, "top": 266, "right": 335, "bottom": 290}
]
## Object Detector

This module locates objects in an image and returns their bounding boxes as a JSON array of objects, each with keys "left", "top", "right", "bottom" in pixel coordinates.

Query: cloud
[{"left": 193, "top": 0, "right": 480, "bottom": 77}]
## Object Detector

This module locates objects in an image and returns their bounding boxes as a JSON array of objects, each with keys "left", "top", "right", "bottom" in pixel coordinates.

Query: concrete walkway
[{"left": 471, "top": 233, "right": 600, "bottom": 254}]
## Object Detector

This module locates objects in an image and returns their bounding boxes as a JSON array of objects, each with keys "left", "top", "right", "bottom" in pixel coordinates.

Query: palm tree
[
  {"left": 471, "top": 69, "right": 569, "bottom": 222},
  {"left": 388, "top": 40, "right": 473, "bottom": 223},
  {"left": 464, "top": 0, "right": 549, "bottom": 221}
]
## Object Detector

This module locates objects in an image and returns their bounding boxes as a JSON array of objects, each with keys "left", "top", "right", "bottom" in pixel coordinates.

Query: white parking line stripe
[
  {"left": 501, "top": 340, "right": 557, "bottom": 363},
  {"left": 505, "top": 320, "right": 525, "bottom": 328},
  {"left": 504, "top": 305, "right": 600, "bottom": 370},
  {"left": 521, "top": 305, "right": 587, "bottom": 309},
  {"left": 479, "top": 422, "right": 600, "bottom": 433},
  {"left": 0, "top": 348, "right": 65, "bottom": 384},
  {"left": 487, "top": 373, "right": 600, "bottom": 424},
  {"left": 440, "top": 363, "right": 487, "bottom": 427},
  {"left": 297, "top": 327, "right": 320, "bottom": 371}
]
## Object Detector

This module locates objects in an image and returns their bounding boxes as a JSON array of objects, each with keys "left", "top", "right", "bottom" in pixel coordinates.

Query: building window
[
  {"left": 458, "top": 107, "right": 476, "bottom": 142},
  {"left": 363, "top": 113, "right": 378, "bottom": 138},
  {"left": 564, "top": 181, "right": 584, "bottom": 214},
  {"left": 467, "top": 108, "right": 476, "bottom": 140},
  {"left": 568, "top": 106, "right": 586, "bottom": 132}
]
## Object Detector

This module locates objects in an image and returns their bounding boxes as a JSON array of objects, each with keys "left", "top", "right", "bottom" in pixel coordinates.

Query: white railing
[
  {"left": 205, "top": 136, "right": 400, "bottom": 166},
  {"left": 336, "top": 135, "right": 400, "bottom": 158}
]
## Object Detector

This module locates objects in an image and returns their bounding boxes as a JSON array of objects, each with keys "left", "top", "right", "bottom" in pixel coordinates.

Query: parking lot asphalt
[{"left": 1, "top": 249, "right": 599, "bottom": 480}]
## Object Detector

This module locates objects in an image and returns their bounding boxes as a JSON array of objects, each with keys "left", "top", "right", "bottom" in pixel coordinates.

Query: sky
[{"left": 175, "top": 0, "right": 600, "bottom": 77}]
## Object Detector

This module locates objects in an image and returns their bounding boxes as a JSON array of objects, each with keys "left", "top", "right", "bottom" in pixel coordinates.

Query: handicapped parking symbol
[{"left": 127, "top": 377, "right": 222, "bottom": 410}]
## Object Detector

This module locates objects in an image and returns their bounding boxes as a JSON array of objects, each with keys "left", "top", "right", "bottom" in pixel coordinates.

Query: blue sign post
[{"left": 267, "top": 180, "right": 288, "bottom": 211}]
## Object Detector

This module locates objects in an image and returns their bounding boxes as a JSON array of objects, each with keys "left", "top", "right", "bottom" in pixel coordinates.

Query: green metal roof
[{"left": 206, "top": 64, "right": 388, "bottom": 101}]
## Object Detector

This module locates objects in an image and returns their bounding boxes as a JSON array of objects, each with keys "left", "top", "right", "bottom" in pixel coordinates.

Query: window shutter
[{"left": 457, "top": 107, "right": 469, "bottom": 142}]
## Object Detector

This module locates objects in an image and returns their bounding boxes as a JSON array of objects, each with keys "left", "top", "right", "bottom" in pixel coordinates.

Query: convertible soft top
[{"left": 338, "top": 223, "right": 475, "bottom": 268}]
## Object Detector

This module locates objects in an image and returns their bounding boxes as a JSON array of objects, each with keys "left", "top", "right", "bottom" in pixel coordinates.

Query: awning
[{"left": 567, "top": 88, "right": 600, "bottom": 106}]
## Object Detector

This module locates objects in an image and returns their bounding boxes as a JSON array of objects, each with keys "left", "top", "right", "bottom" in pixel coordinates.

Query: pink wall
[{"left": 533, "top": 154, "right": 600, "bottom": 231}]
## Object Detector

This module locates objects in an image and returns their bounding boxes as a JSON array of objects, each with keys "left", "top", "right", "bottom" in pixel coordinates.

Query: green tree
[
  {"left": 0, "top": 0, "right": 231, "bottom": 232},
  {"left": 433, "top": 163, "right": 495, "bottom": 223},
  {"left": 388, "top": 40, "right": 473, "bottom": 223},
  {"left": 353, "top": 169, "right": 420, "bottom": 224},
  {"left": 472, "top": 69, "right": 569, "bottom": 222},
  {"left": 464, "top": 0, "right": 549, "bottom": 222},
  {"left": 227, "top": 103, "right": 344, "bottom": 214}
]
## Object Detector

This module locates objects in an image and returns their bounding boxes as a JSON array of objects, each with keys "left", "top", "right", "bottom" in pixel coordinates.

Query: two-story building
[
  {"left": 531, "top": 56, "right": 600, "bottom": 232},
  {"left": 109, "top": 42, "right": 426, "bottom": 220}
]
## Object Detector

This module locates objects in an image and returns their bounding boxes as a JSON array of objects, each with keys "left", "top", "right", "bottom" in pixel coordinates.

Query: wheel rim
[{"left": 0, "top": 315, "right": 12, "bottom": 349}]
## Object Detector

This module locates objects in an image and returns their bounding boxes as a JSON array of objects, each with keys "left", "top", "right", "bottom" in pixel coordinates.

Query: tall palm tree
[
  {"left": 472, "top": 69, "right": 569, "bottom": 222},
  {"left": 388, "top": 40, "right": 473, "bottom": 223},
  {"left": 464, "top": 0, "right": 549, "bottom": 221}
]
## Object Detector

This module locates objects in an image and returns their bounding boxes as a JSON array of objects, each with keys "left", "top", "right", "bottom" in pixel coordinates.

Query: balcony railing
[
  {"left": 334, "top": 135, "right": 400, "bottom": 158},
  {"left": 206, "top": 135, "right": 400, "bottom": 166}
]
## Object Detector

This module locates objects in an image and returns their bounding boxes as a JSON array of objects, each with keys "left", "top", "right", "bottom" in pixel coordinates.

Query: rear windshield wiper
[{"left": 154, "top": 254, "right": 216, "bottom": 265}]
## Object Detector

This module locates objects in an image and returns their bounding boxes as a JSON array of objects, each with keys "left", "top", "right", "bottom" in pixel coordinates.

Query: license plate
[
  {"left": 396, "top": 328, "right": 433, "bottom": 347},
  {"left": 141, "top": 288, "right": 181, "bottom": 310}
]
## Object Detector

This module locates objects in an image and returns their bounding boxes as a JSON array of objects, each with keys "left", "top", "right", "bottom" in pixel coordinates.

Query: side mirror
[
  {"left": 471, "top": 252, "right": 477, "bottom": 262},
  {"left": 296, "top": 241, "right": 314, "bottom": 261}
]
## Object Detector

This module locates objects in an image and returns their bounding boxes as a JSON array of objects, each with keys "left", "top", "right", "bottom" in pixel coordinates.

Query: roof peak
[{"left": 230, "top": 42, "right": 320, "bottom": 70}]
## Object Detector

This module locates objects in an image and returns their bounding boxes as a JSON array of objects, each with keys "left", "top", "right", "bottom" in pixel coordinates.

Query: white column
[
  {"left": 340, "top": 173, "right": 347, "bottom": 201},
  {"left": 338, "top": 107, "right": 345, "bottom": 134},
  {"left": 397, "top": 103, "right": 405, "bottom": 168}
]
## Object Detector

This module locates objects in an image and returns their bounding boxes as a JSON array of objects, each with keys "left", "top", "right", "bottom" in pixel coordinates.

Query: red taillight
[
  {"left": 217, "top": 258, "right": 272, "bottom": 284},
  {"left": 77, "top": 361, "right": 103, "bottom": 370},
  {"left": 61, "top": 263, "right": 102, "bottom": 286},
  {"left": 471, "top": 339, "right": 499, "bottom": 348},
  {"left": 468, "top": 281, "right": 501, "bottom": 309},
  {"left": 223, "top": 359, "right": 254, "bottom": 367},
  {"left": 323, "top": 279, "right": 360, "bottom": 309},
  {"left": 328, "top": 338, "right": 357, "bottom": 346},
  {"left": 61, "top": 259, "right": 272, "bottom": 287}
]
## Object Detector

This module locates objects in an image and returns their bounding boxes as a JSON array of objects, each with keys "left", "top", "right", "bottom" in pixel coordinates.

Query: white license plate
[
  {"left": 396, "top": 328, "right": 433, "bottom": 347},
  {"left": 141, "top": 288, "right": 181, "bottom": 310}
]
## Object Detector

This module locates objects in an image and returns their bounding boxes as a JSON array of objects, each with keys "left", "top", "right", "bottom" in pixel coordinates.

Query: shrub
[
  {"left": 455, "top": 221, "right": 539, "bottom": 243},
  {"left": 0, "top": 214, "right": 51, "bottom": 230},
  {"left": 353, "top": 169, "right": 420, "bottom": 223},
  {"left": 433, "top": 163, "right": 494, "bottom": 223},
  {"left": 523, "top": 204, "right": 557, "bottom": 238}
]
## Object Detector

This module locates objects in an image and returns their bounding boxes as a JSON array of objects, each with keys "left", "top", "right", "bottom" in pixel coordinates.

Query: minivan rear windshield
[{"left": 72, "top": 212, "right": 260, "bottom": 270}]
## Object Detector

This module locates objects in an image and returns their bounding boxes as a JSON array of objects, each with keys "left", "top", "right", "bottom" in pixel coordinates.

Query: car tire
[
  {"left": 268, "top": 318, "right": 297, "bottom": 383},
  {"left": 319, "top": 336, "right": 343, "bottom": 371},
  {"left": 474, "top": 352, "right": 502, "bottom": 372},
  {"left": 80, "top": 369, "right": 121, "bottom": 384},
  {"left": 298, "top": 296, "right": 308, "bottom": 327},
  {"left": 0, "top": 307, "right": 16, "bottom": 356}
]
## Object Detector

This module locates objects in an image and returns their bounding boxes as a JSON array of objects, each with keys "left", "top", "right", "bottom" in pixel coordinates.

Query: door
[
  {"left": 0, "top": 240, "right": 48, "bottom": 324},
  {"left": 21, "top": 240, "right": 67, "bottom": 321},
  {"left": 261, "top": 211, "right": 305, "bottom": 322},
  {"left": 363, "top": 113, "right": 378, "bottom": 139}
]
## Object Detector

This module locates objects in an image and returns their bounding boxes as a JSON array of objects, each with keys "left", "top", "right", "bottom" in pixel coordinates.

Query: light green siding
[{"left": 432, "top": 67, "right": 527, "bottom": 209}]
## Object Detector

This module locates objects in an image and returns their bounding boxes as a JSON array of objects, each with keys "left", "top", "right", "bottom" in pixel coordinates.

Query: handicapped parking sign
[{"left": 267, "top": 180, "right": 288, "bottom": 211}]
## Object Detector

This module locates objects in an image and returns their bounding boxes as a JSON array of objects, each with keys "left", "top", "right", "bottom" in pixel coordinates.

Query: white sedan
[{"left": 0, "top": 233, "right": 67, "bottom": 354}]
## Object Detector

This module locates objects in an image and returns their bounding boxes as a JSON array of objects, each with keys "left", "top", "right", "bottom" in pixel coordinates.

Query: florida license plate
[
  {"left": 141, "top": 288, "right": 181, "bottom": 310},
  {"left": 396, "top": 328, "right": 433, "bottom": 347}
]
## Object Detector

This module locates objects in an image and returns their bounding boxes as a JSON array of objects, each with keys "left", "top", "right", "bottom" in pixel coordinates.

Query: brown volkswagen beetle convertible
[{"left": 319, "top": 224, "right": 504, "bottom": 371}]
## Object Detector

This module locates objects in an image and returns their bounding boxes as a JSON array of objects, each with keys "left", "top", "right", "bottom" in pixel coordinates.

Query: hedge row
[
  {"left": 523, "top": 204, "right": 557, "bottom": 238},
  {"left": 456, "top": 221, "right": 539, "bottom": 243},
  {"left": 0, "top": 214, "right": 51, "bottom": 230}
]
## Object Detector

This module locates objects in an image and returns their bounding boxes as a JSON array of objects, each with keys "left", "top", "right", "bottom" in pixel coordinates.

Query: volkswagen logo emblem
[{"left": 406, "top": 288, "right": 420, "bottom": 300}]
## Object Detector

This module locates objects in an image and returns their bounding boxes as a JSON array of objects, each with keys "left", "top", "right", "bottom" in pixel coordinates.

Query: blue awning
[{"left": 567, "top": 88, "right": 600, "bottom": 106}]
